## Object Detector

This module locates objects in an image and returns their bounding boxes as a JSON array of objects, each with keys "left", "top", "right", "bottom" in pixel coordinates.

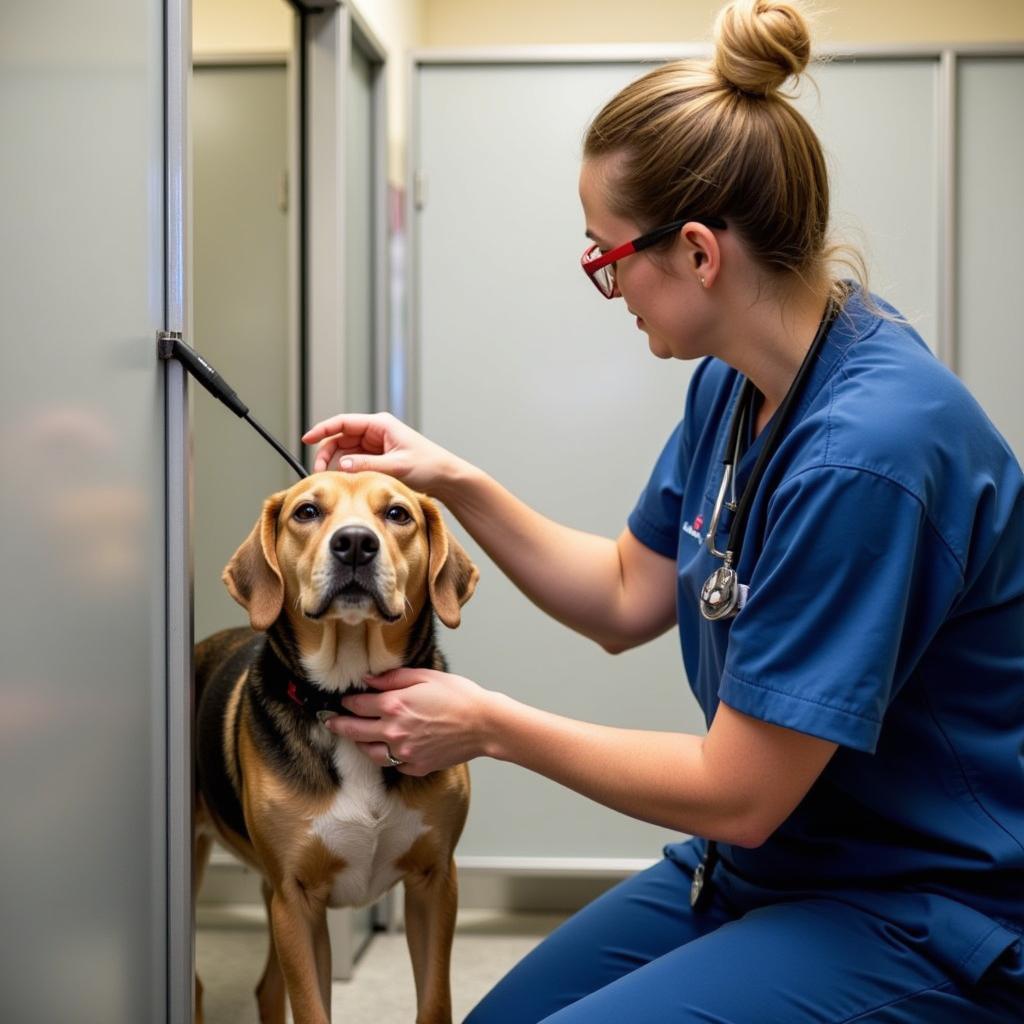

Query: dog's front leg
[
  {"left": 269, "top": 883, "right": 331, "bottom": 1024},
  {"left": 313, "top": 904, "right": 333, "bottom": 1015},
  {"left": 256, "top": 880, "right": 287, "bottom": 1024},
  {"left": 404, "top": 859, "right": 459, "bottom": 1024}
]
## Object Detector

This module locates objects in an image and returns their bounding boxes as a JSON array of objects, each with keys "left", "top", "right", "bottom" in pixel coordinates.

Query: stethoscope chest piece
[{"left": 700, "top": 563, "right": 744, "bottom": 621}]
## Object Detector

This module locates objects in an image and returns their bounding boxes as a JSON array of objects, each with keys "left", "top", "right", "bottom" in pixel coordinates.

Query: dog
[{"left": 193, "top": 471, "right": 478, "bottom": 1024}]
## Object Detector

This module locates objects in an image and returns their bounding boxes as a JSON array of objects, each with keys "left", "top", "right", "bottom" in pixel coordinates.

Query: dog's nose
[{"left": 330, "top": 526, "right": 380, "bottom": 567}]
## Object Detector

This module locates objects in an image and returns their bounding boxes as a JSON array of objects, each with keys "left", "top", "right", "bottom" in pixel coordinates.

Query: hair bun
[{"left": 713, "top": 0, "right": 812, "bottom": 97}]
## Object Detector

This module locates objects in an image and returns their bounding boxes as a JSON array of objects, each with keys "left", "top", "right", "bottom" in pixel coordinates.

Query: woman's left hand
[{"left": 323, "top": 668, "right": 497, "bottom": 775}]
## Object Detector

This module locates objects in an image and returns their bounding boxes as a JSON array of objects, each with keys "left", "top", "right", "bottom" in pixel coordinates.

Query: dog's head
[{"left": 223, "top": 471, "right": 478, "bottom": 635}]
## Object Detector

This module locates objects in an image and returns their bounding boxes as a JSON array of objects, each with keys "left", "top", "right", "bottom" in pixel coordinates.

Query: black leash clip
[{"left": 689, "top": 841, "right": 719, "bottom": 910}]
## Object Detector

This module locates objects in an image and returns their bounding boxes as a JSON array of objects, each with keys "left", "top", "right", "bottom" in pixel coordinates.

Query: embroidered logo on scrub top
[{"left": 682, "top": 514, "right": 704, "bottom": 543}]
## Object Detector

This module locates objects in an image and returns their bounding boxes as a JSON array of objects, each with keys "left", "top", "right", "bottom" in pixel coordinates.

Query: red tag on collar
[{"left": 287, "top": 680, "right": 304, "bottom": 708}]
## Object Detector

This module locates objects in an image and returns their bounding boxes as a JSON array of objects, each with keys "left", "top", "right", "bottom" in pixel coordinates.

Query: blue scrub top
[{"left": 628, "top": 286, "right": 1024, "bottom": 980}]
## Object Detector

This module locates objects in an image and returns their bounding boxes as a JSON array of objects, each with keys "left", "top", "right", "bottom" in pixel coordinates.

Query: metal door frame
[
  {"left": 164, "top": 0, "right": 192, "bottom": 1018},
  {"left": 297, "top": 1, "right": 390, "bottom": 433}
]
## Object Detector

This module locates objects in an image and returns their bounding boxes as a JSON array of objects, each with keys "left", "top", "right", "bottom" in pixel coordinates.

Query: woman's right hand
[{"left": 301, "top": 412, "right": 464, "bottom": 498}]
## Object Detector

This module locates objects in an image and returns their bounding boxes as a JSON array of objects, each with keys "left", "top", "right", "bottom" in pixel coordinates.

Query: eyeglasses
[{"left": 581, "top": 216, "right": 727, "bottom": 298}]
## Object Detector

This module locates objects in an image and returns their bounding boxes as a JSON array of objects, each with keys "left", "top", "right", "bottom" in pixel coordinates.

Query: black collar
[
  {"left": 285, "top": 678, "right": 360, "bottom": 721},
  {"left": 260, "top": 629, "right": 361, "bottom": 723}
]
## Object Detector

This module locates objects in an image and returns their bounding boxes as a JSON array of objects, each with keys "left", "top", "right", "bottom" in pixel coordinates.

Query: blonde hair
[{"left": 584, "top": 0, "right": 868, "bottom": 309}]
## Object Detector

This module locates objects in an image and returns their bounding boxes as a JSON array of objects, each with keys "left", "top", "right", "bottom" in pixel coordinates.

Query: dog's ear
[
  {"left": 420, "top": 496, "right": 479, "bottom": 629},
  {"left": 223, "top": 491, "right": 287, "bottom": 632}
]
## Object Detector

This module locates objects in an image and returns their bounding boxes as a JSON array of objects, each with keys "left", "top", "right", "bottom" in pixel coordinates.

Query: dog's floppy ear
[
  {"left": 420, "top": 496, "right": 479, "bottom": 628},
  {"left": 223, "top": 491, "right": 287, "bottom": 632}
]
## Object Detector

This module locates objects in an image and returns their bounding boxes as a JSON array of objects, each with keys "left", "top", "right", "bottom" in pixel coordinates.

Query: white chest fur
[{"left": 309, "top": 737, "right": 430, "bottom": 909}]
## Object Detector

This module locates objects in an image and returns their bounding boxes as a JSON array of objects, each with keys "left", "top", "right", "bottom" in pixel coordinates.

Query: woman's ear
[
  {"left": 222, "top": 491, "right": 287, "bottom": 632},
  {"left": 420, "top": 496, "right": 479, "bottom": 628},
  {"left": 680, "top": 222, "right": 721, "bottom": 288}
]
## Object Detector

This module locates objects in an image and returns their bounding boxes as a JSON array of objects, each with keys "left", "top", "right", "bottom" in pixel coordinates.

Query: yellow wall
[
  {"left": 421, "top": 0, "right": 1024, "bottom": 47},
  {"left": 192, "top": 0, "right": 292, "bottom": 55},
  {"left": 193, "top": 0, "right": 423, "bottom": 182}
]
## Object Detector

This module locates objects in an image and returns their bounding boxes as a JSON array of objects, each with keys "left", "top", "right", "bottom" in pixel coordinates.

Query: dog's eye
[
  {"left": 292, "top": 503, "right": 321, "bottom": 522},
  {"left": 384, "top": 505, "right": 412, "bottom": 525}
]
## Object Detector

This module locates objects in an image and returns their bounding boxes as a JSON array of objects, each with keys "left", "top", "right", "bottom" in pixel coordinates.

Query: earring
[{"left": 699, "top": 276, "right": 707, "bottom": 288}]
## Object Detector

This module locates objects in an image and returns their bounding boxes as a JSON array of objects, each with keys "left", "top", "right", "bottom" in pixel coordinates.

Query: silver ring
[{"left": 384, "top": 745, "right": 405, "bottom": 768}]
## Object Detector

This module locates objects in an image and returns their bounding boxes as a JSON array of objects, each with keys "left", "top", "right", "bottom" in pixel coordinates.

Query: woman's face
[{"left": 578, "top": 157, "right": 711, "bottom": 361}]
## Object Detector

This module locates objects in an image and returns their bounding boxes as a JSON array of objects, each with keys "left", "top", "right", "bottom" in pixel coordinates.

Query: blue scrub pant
[{"left": 464, "top": 847, "right": 1023, "bottom": 1023}]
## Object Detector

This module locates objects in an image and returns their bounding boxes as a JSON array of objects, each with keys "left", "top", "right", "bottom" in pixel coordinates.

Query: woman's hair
[{"left": 583, "top": 0, "right": 867, "bottom": 308}]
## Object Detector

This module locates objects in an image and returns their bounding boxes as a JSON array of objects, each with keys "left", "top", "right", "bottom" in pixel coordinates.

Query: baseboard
[{"left": 199, "top": 848, "right": 656, "bottom": 914}]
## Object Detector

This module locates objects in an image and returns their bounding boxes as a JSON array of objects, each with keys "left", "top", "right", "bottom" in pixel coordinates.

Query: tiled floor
[{"left": 196, "top": 904, "right": 568, "bottom": 1023}]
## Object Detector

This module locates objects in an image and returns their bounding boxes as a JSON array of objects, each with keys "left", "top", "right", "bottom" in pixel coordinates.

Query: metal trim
[
  {"left": 938, "top": 49, "right": 959, "bottom": 373},
  {"left": 456, "top": 855, "right": 659, "bottom": 877},
  {"left": 370, "top": 46, "right": 390, "bottom": 414},
  {"left": 346, "top": 0, "right": 389, "bottom": 64},
  {"left": 286, "top": 23, "right": 303, "bottom": 458},
  {"left": 305, "top": 6, "right": 350, "bottom": 429},
  {"left": 164, "top": 0, "right": 194, "bottom": 1020},
  {"left": 286, "top": 0, "right": 340, "bottom": 13},
  {"left": 410, "top": 41, "right": 1024, "bottom": 65},
  {"left": 405, "top": 48, "right": 420, "bottom": 428},
  {"left": 191, "top": 50, "right": 289, "bottom": 67},
  {"left": 412, "top": 43, "right": 709, "bottom": 64},
  {"left": 295, "top": 9, "right": 313, "bottom": 457},
  {"left": 338, "top": 7, "right": 391, "bottom": 420}
]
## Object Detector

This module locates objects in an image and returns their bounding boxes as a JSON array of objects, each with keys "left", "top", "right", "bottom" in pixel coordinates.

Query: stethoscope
[
  {"left": 698, "top": 295, "right": 843, "bottom": 622},
  {"left": 691, "top": 293, "right": 844, "bottom": 911}
]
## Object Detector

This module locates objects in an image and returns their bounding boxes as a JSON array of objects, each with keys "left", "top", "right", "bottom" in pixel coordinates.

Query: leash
[{"left": 157, "top": 331, "right": 307, "bottom": 479}]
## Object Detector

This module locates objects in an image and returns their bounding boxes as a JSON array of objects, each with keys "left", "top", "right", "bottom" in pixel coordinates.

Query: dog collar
[{"left": 286, "top": 679, "right": 357, "bottom": 723}]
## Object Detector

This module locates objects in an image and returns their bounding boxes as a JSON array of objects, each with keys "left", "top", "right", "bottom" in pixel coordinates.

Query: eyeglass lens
[
  {"left": 584, "top": 246, "right": 615, "bottom": 297},
  {"left": 594, "top": 263, "right": 614, "bottom": 296}
]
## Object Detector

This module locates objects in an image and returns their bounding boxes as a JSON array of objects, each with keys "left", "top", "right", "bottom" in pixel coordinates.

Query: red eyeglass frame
[{"left": 581, "top": 215, "right": 728, "bottom": 297}]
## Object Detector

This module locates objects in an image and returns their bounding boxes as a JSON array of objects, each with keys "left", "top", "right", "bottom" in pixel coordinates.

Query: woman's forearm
[
  {"left": 480, "top": 691, "right": 763, "bottom": 847},
  {"left": 436, "top": 461, "right": 634, "bottom": 648}
]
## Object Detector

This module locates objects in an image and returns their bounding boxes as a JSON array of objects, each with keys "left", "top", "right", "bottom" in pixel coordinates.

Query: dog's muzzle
[{"left": 307, "top": 526, "right": 401, "bottom": 623}]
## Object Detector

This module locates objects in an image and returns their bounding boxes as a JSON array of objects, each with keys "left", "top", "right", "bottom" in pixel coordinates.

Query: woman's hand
[
  {"left": 323, "top": 668, "right": 499, "bottom": 776},
  {"left": 302, "top": 411, "right": 465, "bottom": 498}
]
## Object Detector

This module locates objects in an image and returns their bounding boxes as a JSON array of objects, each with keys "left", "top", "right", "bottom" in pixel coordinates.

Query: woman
[{"left": 303, "top": 2, "right": 1024, "bottom": 1019}]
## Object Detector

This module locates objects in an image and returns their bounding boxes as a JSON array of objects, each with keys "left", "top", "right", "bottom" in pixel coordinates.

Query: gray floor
[{"left": 196, "top": 904, "right": 568, "bottom": 1023}]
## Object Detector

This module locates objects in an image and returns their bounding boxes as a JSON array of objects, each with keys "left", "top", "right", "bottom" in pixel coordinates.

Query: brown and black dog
[{"left": 193, "top": 471, "right": 478, "bottom": 1024}]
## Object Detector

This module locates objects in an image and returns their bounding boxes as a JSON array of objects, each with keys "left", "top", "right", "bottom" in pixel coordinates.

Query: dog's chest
[{"left": 309, "top": 739, "right": 429, "bottom": 908}]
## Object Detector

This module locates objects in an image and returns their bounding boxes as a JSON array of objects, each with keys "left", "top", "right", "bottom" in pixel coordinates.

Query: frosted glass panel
[
  {"left": 957, "top": 57, "right": 1024, "bottom": 460},
  {"left": 792, "top": 58, "right": 939, "bottom": 346},
  {"left": 0, "top": 2, "right": 167, "bottom": 1019}
]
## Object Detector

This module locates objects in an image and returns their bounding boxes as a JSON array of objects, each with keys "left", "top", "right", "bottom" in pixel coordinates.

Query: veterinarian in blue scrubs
[{"left": 303, "top": 1, "right": 1024, "bottom": 1019}]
